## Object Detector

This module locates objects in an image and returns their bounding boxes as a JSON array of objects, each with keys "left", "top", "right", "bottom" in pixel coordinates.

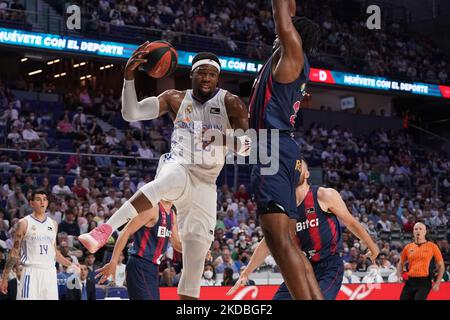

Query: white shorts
[
  {"left": 141, "top": 153, "right": 217, "bottom": 245},
  {"left": 18, "top": 265, "right": 58, "bottom": 300},
  {"left": 140, "top": 153, "right": 217, "bottom": 298}
]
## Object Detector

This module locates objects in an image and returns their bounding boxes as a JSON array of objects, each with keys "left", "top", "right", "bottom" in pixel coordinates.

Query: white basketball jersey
[
  {"left": 170, "top": 89, "right": 232, "bottom": 183},
  {"left": 21, "top": 215, "right": 57, "bottom": 268}
]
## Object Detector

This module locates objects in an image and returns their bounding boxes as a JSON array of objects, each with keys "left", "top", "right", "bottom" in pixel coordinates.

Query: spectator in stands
[
  {"left": 430, "top": 208, "right": 448, "bottom": 229},
  {"left": 46, "top": 202, "right": 62, "bottom": 224},
  {"left": 89, "top": 195, "right": 109, "bottom": 216},
  {"left": 58, "top": 209, "right": 80, "bottom": 237},
  {"left": 201, "top": 263, "right": 217, "bottom": 286},
  {"left": 216, "top": 249, "right": 239, "bottom": 274},
  {"left": 66, "top": 263, "right": 96, "bottom": 300},
  {"left": 21, "top": 121, "right": 48, "bottom": 149},
  {"left": 224, "top": 209, "right": 239, "bottom": 230},
  {"left": 6, "top": 186, "right": 27, "bottom": 219},
  {"left": 160, "top": 267, "right": 176, "bottom": 287},
  {"left": 85, "top": 253, "right": 99, "bottom": 280},
  {"left": 71, "top": 177, "right": 88, "bottom": 200},
  {"left": 56, "top": 114, "right": 74, "bottom": 138},
  {"left": 52, "top": 176, "right": 73, "bottom": 199},
  {"left": 342, "top": 262, "right": 361, "bottom": 284},
  {"left": 377, "top": 212, "right": 391, "bottom": 232},
  {"left": 221, "top": 267, "right": 236, "bottom": 286},
  {"left": 234, "top": 184, "right": 250, "bottom": 202},
  {"left": 57, "top": 238, "right": 82, "bottom": 263},
  {"left": 362, "top": 264, "right": 384, "bottom": 284},
  {"left": 138, "top": 141, "right": 154, "bottom": 159}
]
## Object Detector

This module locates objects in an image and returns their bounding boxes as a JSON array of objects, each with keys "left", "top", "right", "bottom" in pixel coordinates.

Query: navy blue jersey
[
  {"left": 128, "top": 203, "right": 174, "bottom": 265},
  {"left": 295, "top": 186, "right": 343, "bottom": 262},
  {"left": 249, "top": 54, "right": 310, "bottom": 131}
]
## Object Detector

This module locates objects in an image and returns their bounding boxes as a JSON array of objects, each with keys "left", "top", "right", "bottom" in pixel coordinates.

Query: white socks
[{"left": 106, "top": 200, "right": 139, "bottom": 231}]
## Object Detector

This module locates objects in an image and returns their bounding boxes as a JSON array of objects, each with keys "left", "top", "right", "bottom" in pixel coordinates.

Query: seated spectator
[
  {"left": 342, "top": 262, "right": 361, "bottom": 284},
  {"left": 361, "top": 265, "right": 384, "bottom": 283},
  {"left": 66, "top": 263, "right": 96, "bottom": 300},
  {"left": 58, "top": 209, "right": 80, "bottom": 237},
  {"left": 216, "top": 249, "right": 239, "bottom": 274},
  {"left": 221, "top": 267, "right": 236, "bottom": 286},
  {"left": 56, "top": 114, "right": 74, "bottom": 138},
  {"left": 234, "top": 184, "right": 250, "bottom": 202},
  {"left": 52, "top": 176, "right": 73, "bottom": 199},
  {"left": 160, "top": 267, "right": 176, "bottom": 287},
  {"left": 71, "top": 177, "right": 88, "bottom": 200},
  {"left": 224, "top": 209, "right": 239, "bottom": 230},
  {"left": 201, "top": 263, "right": 217, "bottom": 286}
]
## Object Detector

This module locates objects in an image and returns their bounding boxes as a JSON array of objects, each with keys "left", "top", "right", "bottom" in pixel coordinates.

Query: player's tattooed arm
[{"left": 2, "top": 219, "right": 27, "bottom": 278}]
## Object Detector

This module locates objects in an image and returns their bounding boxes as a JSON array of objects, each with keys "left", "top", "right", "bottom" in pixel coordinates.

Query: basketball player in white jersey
[
  {"left": 79, "top": 44, "right": 249, "bottom": 299},
  {"left": 1, "top": 190, "right": 75, "bottom": 300}
]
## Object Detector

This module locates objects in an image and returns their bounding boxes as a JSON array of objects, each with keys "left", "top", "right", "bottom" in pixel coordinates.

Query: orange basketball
[{"left": 139, "top": 41, "right": 178, "bottom": 78}]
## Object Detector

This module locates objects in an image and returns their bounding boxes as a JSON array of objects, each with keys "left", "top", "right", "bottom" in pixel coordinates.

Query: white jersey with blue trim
[
  {"left": 170, "top": 88, "right": 232, "bottom": 184},
  {"left": 21, "top": 215, "right": 57, "bottom": 268}
]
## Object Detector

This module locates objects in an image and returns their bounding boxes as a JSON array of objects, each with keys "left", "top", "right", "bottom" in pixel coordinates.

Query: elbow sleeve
[{"left": 122, "top": 80, "right": 160, "bottom": 122}]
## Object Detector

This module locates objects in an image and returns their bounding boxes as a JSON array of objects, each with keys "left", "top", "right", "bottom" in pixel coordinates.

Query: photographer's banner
[{"left": 160, "top": 283, "right": 450, "bottom": 300}]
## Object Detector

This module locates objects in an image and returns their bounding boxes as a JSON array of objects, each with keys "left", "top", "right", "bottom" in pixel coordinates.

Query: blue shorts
[
  {"left": 273, "top": 254, "right": 344, "bottom": 300},
  {"left": 251, "top": 135, "right": 301, "bottom": 218},
  {"left": 126, "top": 255, "right": 160, "bottom": 300}
]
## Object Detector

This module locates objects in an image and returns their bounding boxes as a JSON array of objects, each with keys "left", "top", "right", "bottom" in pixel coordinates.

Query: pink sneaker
[{"left": 78, "top": 224, "right": 113, "bottom": 253}]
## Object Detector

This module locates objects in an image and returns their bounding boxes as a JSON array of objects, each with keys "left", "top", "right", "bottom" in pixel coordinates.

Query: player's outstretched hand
[
  {"left": 226, "top": 273, "right": 248, "bottom": 296},
  {"left": 95, "top": 262, "right": 117, "bottom": 285},
  {"left": 0, "top": 278, "right": 8, "bottom": 294}
]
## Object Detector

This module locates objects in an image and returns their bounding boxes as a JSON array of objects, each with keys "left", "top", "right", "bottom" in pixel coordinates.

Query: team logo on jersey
[
  {"left": 48, "top": 226, "right": 53, "bottom": 231},
  {"left": 157, "top": 226, "right": 172, "bottom": 238},
  {"left": 185, "top": 104, "right": 193, "bottom": 114},
  {"left": 296, "top": 218, "right": 319, "bottom": 232},
  {"left": 210, "top": 107, "right": 220, "bottom": 114},
  {"left": 32, "top": 225, "right": 37, "bottom": 231},
  {"left": 306, "top": 207, "right": 315, "bottom": 214}
]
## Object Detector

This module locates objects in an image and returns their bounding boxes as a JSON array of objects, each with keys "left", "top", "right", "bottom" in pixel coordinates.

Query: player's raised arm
[
  {"left": 322, "top": 188, "right": 380, "bottom": 262},
  {"left": 95, "top": 209, "right": 158, "bottom": 284},
  {"left": 272, "top": 0, "right": 303, "bottom": 82},
  {"left": 1, "top": 219, "right": 27, "bottom": 294},
  {"left": 121, "top": 41, "right": 177, "bottom": 122}
]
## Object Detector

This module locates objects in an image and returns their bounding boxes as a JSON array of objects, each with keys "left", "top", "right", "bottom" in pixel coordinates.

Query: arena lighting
[
  {"left": 99, "top": 66, "right": 104, "bottom": 70},
  {"left": 20, "top": 57, "right": 27, "bottom": 62},
  {"left": 80, "top": 76, "right": 85, "bottom": 80},
  {"left": 47, "top": 59, "right": 60, "bottom": 65},
  {"left": 73, "top": 63, "right": 79, "bottom": 68},
  {"left": 86, "top": 74, "right": 92, "bottom": 78},
  {"left": 28, "top": 69, "right": 42, "bottom": 76},
  {"left": 54, "top": 74, "right": 60, "bottom": 78}
]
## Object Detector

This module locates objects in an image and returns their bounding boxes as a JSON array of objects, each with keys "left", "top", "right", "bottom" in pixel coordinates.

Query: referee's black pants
[{"left": 400, "top": 277, "right": 432, "bottom": 300}]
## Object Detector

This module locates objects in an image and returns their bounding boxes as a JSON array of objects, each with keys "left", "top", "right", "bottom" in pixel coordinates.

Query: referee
[{"left": 397, "top": 222, "right": 445, "bottom": 300}]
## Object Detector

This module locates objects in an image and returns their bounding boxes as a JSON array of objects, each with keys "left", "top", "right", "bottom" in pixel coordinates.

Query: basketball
[{"left": 139, "top": 40, "right": 178, "bottom": 78}]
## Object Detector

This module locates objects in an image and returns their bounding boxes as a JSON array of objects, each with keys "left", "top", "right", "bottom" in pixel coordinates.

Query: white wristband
[{"left": 236, "top": 135, "right": 252, "bottom": 156}]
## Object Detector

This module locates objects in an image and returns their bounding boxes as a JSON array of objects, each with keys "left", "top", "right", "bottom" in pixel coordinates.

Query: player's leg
[
  {"left": 43, "top": 267, "right": 59, "bottom": 300},
  {"left": 178, "top": 237, "right": 211, "bottom": 300},
  {"left": 177, "top": 178, "right": 216, "bottom": 300},
  {"left": 260, "top": 212, "right": 311, "bottom": 300},
  {"left": 288, "top": 219, "right": 323, "bottom": 300},
  {"left": 272, "top": 282, "right": 292, "bottom": 300},
  {"left": 17, "top": 267, "right": 37, "bottom": 300},
  {"left": 79, "top": 159, "right": 188, "bottom": 253}
]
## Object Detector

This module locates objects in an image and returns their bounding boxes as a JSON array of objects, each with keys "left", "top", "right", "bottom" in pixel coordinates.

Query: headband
[{"left": 191, "top": 59, "right": 221, "bottom": 73}]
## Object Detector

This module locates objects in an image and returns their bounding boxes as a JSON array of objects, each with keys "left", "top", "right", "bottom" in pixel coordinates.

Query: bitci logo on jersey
[{"left": 296, "top": 218, "right": 319, "bottom": 232}]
